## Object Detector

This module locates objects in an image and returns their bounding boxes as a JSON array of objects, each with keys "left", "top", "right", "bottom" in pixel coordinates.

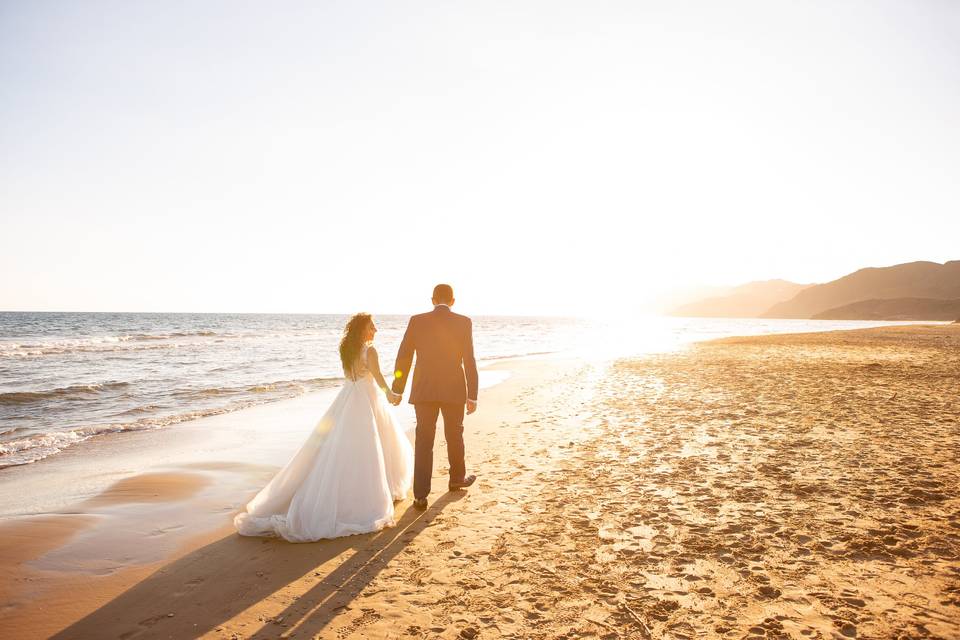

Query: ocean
[{"left": 0, "top": 312, "right": 929, "bottom": 469}]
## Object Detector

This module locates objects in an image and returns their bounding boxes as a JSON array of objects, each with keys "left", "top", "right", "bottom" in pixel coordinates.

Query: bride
[{"left": 234, "top": 313, "right": 414, "bottom": 542}]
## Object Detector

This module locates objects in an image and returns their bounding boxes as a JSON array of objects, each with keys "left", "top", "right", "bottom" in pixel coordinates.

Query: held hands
[
  {"left": 387, "top": 390, "right": 402, "bottom": 406},
  {"left": 466, "top": 399, "right": 478, "bottom": 415}
]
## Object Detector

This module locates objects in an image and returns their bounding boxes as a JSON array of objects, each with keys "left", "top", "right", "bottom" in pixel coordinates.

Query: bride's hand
[{"left": 387, "top": 390, "right": 401, "bottom": 405}]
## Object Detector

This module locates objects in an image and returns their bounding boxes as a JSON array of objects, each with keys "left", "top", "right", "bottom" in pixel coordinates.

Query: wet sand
[
  {"left": 83, "top": 473, "right": 212, "bottom": 507},
  {"left": 3, "top": 326, "right": 960, "bottom": 639}
]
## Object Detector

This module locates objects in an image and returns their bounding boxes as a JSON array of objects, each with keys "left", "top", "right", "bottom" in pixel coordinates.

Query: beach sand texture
[{"left": 4, "top": 326, "right": 959, "bottom": 639}]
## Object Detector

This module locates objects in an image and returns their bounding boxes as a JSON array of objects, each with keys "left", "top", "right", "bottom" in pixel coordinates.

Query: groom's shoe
[
  {"left": 412, "top": 498, "right": 428, "bottom": 510},
  {"left": 448, "top": 474, "right": 477, "bottom": 491}
]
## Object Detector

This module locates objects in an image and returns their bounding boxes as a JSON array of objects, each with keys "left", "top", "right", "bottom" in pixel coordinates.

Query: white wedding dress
[{"left": 234, "top": 345, "right": 414, "bottom": 542}]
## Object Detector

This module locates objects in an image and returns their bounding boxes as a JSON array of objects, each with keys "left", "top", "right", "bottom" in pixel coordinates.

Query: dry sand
[{"left": 3, "top": 326, "right": 959, "bottom": 639}]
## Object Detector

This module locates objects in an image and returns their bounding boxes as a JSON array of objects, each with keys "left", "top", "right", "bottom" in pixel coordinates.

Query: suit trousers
[{"left": 413, "top": 402, "right": 466, "bottom": 500}]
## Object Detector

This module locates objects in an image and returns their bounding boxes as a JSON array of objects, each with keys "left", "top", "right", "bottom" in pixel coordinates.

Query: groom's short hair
[{"left": 432, "top": 284, "right": 454, "bottom": 304}]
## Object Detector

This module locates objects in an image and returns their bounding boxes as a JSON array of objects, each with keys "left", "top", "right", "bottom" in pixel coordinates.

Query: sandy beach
[{"left": 2, "top": 326, "right": 959, "bottom": 639}]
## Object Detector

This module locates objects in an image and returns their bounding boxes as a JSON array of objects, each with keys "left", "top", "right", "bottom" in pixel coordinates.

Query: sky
[{"left": 1, "top": 0, "right": 958, "bottom": 316}]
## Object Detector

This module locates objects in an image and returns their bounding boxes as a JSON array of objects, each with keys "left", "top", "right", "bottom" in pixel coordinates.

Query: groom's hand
[{"left": 466, "top": 399, "right": 477, "bottom": 415}]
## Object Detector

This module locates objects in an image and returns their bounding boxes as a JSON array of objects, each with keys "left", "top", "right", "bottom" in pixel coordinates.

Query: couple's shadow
[{"left": 52, "top": 492, "right": 465, "bottom": 639}]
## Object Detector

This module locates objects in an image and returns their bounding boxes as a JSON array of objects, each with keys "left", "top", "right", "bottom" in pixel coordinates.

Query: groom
[{"left": 391, "top": 284, "right": 479, "bottom": 510}]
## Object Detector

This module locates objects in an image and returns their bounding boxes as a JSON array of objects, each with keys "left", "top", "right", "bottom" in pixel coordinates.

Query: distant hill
[
  {"left": 652, "top": 284, "right": 733, "bottom": 314},
  {"left": 762, "top": 261, "right": 960, "bottom": 319},
  {"left": 813, "top": 298, "right": 960, "bottom": 321},
  {"left": 670, "top": 279, "right": 811, "bottom": 318}
]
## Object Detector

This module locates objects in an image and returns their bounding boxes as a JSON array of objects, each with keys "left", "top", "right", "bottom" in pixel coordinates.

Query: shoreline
[
  {"left": 2, "top": 324, "right": 958, "bottom": 638},
  {"left": 0, "top": 355, "right": 527, "bottom": 473},
  {"left": 2, "top": 318, "right": 943, "bottom": 473}
]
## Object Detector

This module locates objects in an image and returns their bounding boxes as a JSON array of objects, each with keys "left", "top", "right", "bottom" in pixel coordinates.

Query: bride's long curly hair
[{"left": 339, "top": 313, "right": 372, "bottom": 378}]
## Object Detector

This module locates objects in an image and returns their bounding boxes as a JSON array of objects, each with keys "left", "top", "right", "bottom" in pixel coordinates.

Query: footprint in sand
[
  {"left": 757, "top": 585, "right": 781, "bottom": 599},
  {"left": 409, "top": 567, "right": 431, "bottom": 585},
  {"left": 335, "top": 608, "right": 382, "bottom": 638}
]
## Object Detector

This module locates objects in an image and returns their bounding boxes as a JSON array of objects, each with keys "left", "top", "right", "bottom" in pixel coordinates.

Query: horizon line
[{"left": 0, "top": 308, "right": 606, "bottom": 319}]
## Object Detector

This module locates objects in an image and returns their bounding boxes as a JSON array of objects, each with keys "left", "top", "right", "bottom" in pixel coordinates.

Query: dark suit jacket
[{"left": 392, "top": 306, "right": 479, "bottom": 405}]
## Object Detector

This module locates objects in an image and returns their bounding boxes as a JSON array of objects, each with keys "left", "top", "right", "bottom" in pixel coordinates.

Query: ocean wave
[
  {"left": 478, "top": 350, "right": 557, "bottom": 361},
  {"left": 127, "top": 330, "right": 221, "bottom": 341},
  {"left": 0, "top": 335, "right": 124, "bottom": 355},
  {"left": 0, "top": 407, "right": 234, "bottom": 468},
  {"left": 0, "top": 377, "right": 343, "bottom": 468},
  {"left": 0, "top": 339, "right": 178, "bottom": 358},
  {"left": 0, "top": 382, "right": 131, "bottom": 406},
  {"left": 248, "top": 376, "right": 344, "bottom": 392},
  {"left": 174, "top": 376, "right": 343, "bottom": 399},
  {"left": 0, "top": 417, "right": 175, "bottom": 468},
  {"left": 0, "top": 331, "right": 244, "bottom": 358}
]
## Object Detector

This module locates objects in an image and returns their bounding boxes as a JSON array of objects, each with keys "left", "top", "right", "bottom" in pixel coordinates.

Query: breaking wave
[{"left": 0, "top": 382, "right": 131, "bottom": 406}]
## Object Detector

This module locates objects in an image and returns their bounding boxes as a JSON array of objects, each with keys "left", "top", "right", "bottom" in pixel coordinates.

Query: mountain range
[
  {"left": 670, "top": 280, "right": 812, "bottom": 318},
  {"left": 810, "top": 297, "right": 960, "bottom": 321},
  {"left": 670, "top": 260, "right": 960, "bottom": 320}
]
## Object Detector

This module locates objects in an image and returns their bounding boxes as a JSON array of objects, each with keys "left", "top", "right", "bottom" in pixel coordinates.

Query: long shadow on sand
[{"left": 52, "top": 492, "right": 465, "bottom": 639}]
